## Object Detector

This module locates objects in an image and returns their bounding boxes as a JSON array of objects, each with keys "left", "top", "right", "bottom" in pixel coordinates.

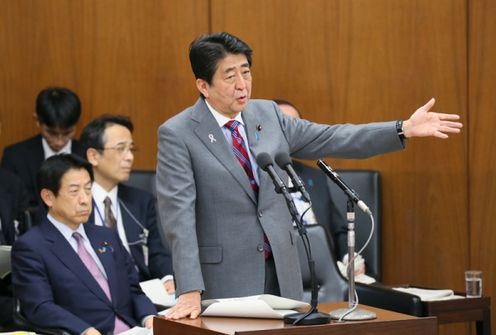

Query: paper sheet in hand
[
  {"left": 139, "top": 279, "right": 176, "bottom": 307},
  {"left": 201, "top": 294, "right": 310, "bottom": 319},
  {"left": 393, "top": 287, "right": 461, "bottom": 301},
  {"left": 0, "top": 245, "right": 12, "bottom": 278}
]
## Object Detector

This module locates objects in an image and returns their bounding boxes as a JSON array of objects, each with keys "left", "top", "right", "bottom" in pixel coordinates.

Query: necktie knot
[
  {"left": 72, "top": 232, "right": 83, "bottom": 244},
  {"left": 224, "top": 120, "right": 240, "bottom": 132}
]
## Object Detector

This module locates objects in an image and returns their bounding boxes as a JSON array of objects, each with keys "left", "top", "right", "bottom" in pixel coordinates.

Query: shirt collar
[
  {"left": 48, "top": 213, "right": 87, "bottom": 241},
  {"left": 92, "top": 182, "right": 119, "bottom": 211},
  {"left": 42, "top": 137, "right": 72, "bottom": 159},
  {"left": 205, "top": 100, "right": 245, "bottom": 128}
]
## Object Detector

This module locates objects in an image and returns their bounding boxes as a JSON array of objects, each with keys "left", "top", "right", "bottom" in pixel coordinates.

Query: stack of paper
[
  {"left": 0, "top": 245, "right": 12, "bottom": 278},
  {"left": 200, "top": 294, "right": 311, "bottom": 319},
  {"left": 139, "top": 279, "right": 176, "bottom": 307}
]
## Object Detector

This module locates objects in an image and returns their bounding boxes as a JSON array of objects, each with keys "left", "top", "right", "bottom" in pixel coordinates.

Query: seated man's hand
[
  {"left": 164, "top": 280, "right": 176, "bottom": 294},
  {"left": 144, "top": 316, "right": 154, "bottom": 329},
  {"left": 84, "top": 327, "right": 102, "bottom": 335},
  {"left": 164, "top": 290, "right": 201, "bottom": 320}
]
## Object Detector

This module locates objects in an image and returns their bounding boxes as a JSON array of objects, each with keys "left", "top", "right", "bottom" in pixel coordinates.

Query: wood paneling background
[
  {"left": 0, "top": 0, "right": 208, "bottom": 167},
  {"left": 0, "top": 1, "right": 492, "bottom": 334}
]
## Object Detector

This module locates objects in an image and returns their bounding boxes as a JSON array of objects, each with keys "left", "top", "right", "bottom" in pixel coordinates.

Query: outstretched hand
[
  {"left": 164, "top": 290, "right": 201, "bottom": 320},
  {"left": 403, "top": 98, "right": 463, "bottom": 139}
]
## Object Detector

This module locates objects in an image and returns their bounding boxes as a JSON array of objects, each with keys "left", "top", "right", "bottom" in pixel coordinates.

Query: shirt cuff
[
  {"left": 160, "top": 275, "right": 174, "bottom": 283},
  {"left": 141, "top": 315, "right": 155, "bottom": 327}
]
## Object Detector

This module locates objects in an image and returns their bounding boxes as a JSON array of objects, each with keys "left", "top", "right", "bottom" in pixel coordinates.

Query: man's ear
[
  {"left": 196, "top": 79, "right": 210, "bottom": 98},
  {"left": 40, "top": 189, "right": 55, "bottom": 208},
  {"left": 33, "top": 113, "right": 40, "bottom": 127},
  {"left": 86, "top": 148, "right": 100, "bottom": 166}
]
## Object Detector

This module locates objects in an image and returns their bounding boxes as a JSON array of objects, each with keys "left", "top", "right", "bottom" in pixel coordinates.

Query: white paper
[
  {"left": 393, "top": 287, "right": 459, "bottom": 301},
  {"left": 201, "top": 294, "right": 310, "bottom": 319},
  {"left": 0, "top": 245, "right": 12, "bottom": 278},
  {"left": 119, "top": 326, "right": 152, "bottom": 335},
  {"left": 139, "top": 279, "right": 176, "bottom": 307}
]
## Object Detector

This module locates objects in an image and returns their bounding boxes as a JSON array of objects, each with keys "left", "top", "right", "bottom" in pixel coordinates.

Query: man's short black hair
[
  {"left": 189, "top": 32, "right": 253, "bottom": 85},
  {"left": 79, "top": 114, "right": 134, "bottom": 155},
  {"left": 37, "top": 154, "right": 93, "bottom": 197},
  {"left": 36, "top": 87, "right": 81, "bottom": 128}
]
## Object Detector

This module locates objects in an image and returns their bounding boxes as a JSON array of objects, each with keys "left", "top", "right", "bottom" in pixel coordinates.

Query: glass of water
[{"left": 465, "top": 270, "right": 482, "bottom": 298}]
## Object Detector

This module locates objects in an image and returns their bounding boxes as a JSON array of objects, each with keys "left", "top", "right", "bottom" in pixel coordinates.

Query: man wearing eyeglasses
[
  {"left": 79, "top": 115, "right": 174, "bottom": 294},
  {"left": 1, "top": 87, "right": 82, "bottom": 208}
]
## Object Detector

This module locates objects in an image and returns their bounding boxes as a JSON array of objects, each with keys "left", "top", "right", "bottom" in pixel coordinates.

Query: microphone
[
  {"left": 317, "top": 160, "right": 371, "bottom": 215},
  {"left": 256, "top": 152, "right": 300, "bottom": 220},
  {"left": 274, "top": 152, "right": 311, "bottom": 203},
  {"left": 256, "top": 152, "right": 287, "bottom": 192}
]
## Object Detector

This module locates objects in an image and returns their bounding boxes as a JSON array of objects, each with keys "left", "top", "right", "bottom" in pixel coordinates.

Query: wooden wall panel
[
  {"left": 211, "top": 0, "right": 468, "bottom": 314},
  {"left": 469, "top": 0, "right": 496, "bottom": 331},
  {"left": 0, "top": 0, "right": 208, "bottom": 168}
]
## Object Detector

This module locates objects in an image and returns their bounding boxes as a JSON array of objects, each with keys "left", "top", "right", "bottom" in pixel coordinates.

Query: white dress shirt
[
  {"left": 42, "top": 138, "right": 72, "bottom": 159},
  {"left": 92, "top": 183, "right": 131, "bottom": 253}
]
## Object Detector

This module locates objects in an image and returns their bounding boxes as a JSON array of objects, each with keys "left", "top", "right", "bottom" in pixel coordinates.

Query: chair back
[
  {"left": 296, "top": 224, "right": 348, "bottom": 303},
  {"left": 327, "top": 170, "right": 382, "bottom": 280},
  {"left": 124, "top": 170, "right": 156, "bottom": 196}
]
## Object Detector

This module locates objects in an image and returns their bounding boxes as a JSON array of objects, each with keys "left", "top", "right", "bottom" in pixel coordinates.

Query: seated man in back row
[
  {"left": 79, "top": 114, "right": 174, "bottom": 293},
  {"left": 12, "top": 154, "right": 156, "bottom": 335},
  {"left": 1, "top": 87, "right": 83, "bottom": 207}
]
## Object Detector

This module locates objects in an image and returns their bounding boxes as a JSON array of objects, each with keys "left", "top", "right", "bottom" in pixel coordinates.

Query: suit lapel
[
  {"left": 85, "top": 224, "right": 119, "bottom": 305},
  {"left": 41, "top": 219, "right": 111, "bottom": 305},
  {"left": 192, "top": 99, "right": 257, "bottom": 203}
]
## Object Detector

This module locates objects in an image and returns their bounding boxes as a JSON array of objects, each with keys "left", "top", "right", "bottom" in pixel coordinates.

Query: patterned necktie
[
  {"left": 72, "top": 232, "right": 129, "bottom": 333},
  {"left": 103, "top": 196, "right": 117, "bottom": 228},
  {"left": 224, "top": 120, "right": 271, "bottom": 258}
]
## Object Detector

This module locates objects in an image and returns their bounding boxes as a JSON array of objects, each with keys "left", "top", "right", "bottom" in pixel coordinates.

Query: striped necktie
[{"left": 224, "top": 120, "right": 271, "bottom": 258}]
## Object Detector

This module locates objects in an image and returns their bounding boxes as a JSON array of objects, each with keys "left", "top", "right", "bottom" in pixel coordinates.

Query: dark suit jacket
[
  {"left": 1, "top": 134, "right": 82, "bottom": 207},
  {"left": 0, "top": 168, "right": 29, "bottom": 245},
  {"left": 293, "top": 161, "right": 347, "bottom": 260},
  {"left": 88, "top": 184, "right": 173, "bottom": 281},
  {"left": 11, "top": 217, "right": 156, "bottom": 335}
]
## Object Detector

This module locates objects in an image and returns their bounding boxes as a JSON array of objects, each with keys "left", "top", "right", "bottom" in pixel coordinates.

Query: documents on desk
[
  {"left": 393, "top": 287, "right": 465, "bottom": 301},
  {"left": 200, "top": 294, "right": 311, "bottom": 319},
  {"left": 119, "top": 326, "right": 153, "bottom": 335},
  {"left": 139, "top": 279, "right": 176, "bottom": 307},
  {"left": 0, "top": 245, "right": 12, "bottom": 278}
]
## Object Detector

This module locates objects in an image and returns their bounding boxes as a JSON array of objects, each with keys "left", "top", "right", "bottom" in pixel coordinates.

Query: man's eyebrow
[{"left": 223, "top": 62, "right": 250, "bottom": 73}]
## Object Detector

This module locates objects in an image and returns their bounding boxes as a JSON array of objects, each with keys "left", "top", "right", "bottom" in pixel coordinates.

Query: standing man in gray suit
[{"left": 157, "top": 32, "right": 462, "bottom": 319}]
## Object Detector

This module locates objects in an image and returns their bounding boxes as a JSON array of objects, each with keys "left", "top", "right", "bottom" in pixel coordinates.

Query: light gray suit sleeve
[{"left": 156, "top": 123, "right": 204, "bottom": 295}]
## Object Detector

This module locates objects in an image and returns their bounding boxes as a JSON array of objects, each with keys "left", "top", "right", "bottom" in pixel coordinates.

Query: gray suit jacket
[{"left": 156, "top": 98, "right": 403, "bottom": 300}]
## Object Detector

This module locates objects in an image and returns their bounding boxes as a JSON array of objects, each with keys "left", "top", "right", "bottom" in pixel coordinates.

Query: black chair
[
  {"left": 328, "top": 170, "right": 382, "bottom": 281},
  {"left": 296, "top": 224, "right": 348, "bottom": 303},
  {"left": 124, "top": 170, "right": 156, "bottom": 196}
]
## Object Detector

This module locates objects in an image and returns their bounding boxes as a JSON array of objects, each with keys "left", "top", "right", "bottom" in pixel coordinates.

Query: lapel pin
[
  {"left": 98, "top": 241, "right": 113, "bottom": 254},
  {"left": 256, "top": 124, "right": 262, "bottom": 131},
  {"left": 208, "top": 134, "right": 217, "bottom": 143}
]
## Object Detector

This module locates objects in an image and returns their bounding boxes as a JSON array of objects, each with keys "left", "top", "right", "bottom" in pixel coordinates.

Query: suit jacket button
[{"left": 257, "top": 244, "right": 264, "bottom": 252}]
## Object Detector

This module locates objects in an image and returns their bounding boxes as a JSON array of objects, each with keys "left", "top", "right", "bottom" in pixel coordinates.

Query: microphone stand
[
  {"left": 328, "top": 200, "right": 376, "bottom": 321},
  {"left": 273, "top": 186, "right": 330, "bottom": 325}
]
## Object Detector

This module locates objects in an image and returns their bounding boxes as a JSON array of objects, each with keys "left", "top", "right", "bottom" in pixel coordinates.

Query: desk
[
  {"left": 154, "top": 302, "right": 437, "bottom": 335},
  {"left": 421, "top": 295, "right": 491, "bottom": 335}
]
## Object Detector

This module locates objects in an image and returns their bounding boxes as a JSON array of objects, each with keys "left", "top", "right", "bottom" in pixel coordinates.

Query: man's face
[
  {"left": 39, "top": 124, "right": 76, "bottom": 152},
  {"left": 42, "top": 168, "right": 92, "bottom": 229},
  {"left": 91, "top": 124, "right": 134, "bottom": 189},
  {"left": 197, "top": 53, "right": 252, "bottom": 118}
]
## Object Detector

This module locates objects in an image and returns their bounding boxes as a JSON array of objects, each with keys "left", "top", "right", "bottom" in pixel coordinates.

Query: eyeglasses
[{"left": 103, "top": 145, "right": 138, "bottom": 155}]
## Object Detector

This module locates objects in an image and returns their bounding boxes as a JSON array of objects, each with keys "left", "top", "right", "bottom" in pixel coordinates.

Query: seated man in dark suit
[
  {"left": 0, "top": 168, "right": 29, "bottom": 327},
  {"left": 1, "top": 87, "right": 82, "bottom": 207},
  {"left": 11, "top": 154, "right": 156, "bottom": 335},
  {"left": 274, "top": 99, "right": 366, "bottom": 275},
  {"left": 79, "top": 115, "right": 174, "bottom": 294}
]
